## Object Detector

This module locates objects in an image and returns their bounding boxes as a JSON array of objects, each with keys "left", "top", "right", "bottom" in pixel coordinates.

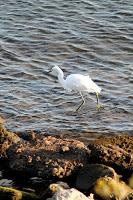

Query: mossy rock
[
  {"left": 0, "top": 186, "right": 40, "bottom": 200},
  {"left": 94, "top": 177, "right": 133, "bottom": 200},
  {"left": 0, "top": 125, "right": 20, "bottom": 144},
  {"left": 0, "top": 124, "right": 20, "bottom": 159}
]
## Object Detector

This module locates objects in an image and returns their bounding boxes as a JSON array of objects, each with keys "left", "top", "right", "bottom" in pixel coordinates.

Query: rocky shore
[{"left": 0, "top": 117, "right": 133, "bottom": 200}]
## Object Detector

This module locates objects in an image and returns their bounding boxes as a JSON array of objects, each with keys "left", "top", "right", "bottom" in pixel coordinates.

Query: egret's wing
[{"left": 84, "top": 74, "right": 90, "bottom": 78}]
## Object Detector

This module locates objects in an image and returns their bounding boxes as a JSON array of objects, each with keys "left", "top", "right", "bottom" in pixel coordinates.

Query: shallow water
[{"left": 0, "top": 0, "right": 133, "bottom": 139}]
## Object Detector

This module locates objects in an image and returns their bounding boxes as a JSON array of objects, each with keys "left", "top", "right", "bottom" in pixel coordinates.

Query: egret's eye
[{"left": 47, "top": 68, "right": 52, "bottom": 73}]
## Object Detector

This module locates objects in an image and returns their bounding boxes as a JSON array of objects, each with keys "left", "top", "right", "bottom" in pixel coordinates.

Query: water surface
[{"left": 0, "top": 0, "right": 133, "bottom": 140}]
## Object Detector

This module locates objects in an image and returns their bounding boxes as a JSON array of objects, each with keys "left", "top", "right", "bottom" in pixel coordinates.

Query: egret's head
[{"left": 49, "top": 65, "right": 62, "bottom": 76}]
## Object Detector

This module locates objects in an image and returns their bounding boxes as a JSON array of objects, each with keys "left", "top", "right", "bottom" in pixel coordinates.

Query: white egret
[{"left": 49, "top": 65, "right": 103, "bottom": 112}]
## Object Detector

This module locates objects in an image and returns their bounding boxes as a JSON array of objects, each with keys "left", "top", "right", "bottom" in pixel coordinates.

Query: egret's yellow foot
[{"left": 96, "top": 104, "right": 104, "bottom": 111}]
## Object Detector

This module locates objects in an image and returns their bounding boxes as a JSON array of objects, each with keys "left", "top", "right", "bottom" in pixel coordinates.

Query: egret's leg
[
  {"left": 95, "top": 92, "right": 104, "bottom": 110},
  {"left": 76, "top": 92, "right": 85, "bottom": 112},
  {"left": 96, "top": 92, "right": 99, "bottom": 105}
]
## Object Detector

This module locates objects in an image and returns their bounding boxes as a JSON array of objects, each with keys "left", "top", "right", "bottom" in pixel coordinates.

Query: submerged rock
[
  {"left": 76, "top": 164, "right": 118, "bottom": 191},
  {"left": 88, "top": 135, "right": 133, "bottom": 174},
  {"left": 7, "top": 135, "right": 90, "bottom": 178}
]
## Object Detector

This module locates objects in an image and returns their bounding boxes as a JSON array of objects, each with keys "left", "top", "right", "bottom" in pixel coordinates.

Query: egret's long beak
[{"left": 46, "top": 69, "right": 56, "bottom": 80}]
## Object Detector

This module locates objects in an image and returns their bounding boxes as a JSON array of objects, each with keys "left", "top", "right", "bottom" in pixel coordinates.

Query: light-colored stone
[{"left": 46, "top": 185, "right": 93, "bottom": 200}]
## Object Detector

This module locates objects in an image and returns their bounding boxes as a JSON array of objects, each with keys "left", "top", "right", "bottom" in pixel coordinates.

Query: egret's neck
[{"left": 57, "top": 69, "right": 66, "bottom": 89}]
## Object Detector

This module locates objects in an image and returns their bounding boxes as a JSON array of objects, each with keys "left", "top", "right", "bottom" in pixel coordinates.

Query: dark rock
[
  {"left": 91, "top": 135, "right": 133, "bottom": 154},
  {"left": 29, "top": 177, "right": 52, "bottom": 194},
  {"left": 16, "top": 131, "right": 36, "bottom": 142},
  {"left": 29, "top": 177, "right": 47, "bottom": 186},
  {"left": 125, "top": 193, "right": 133, "bottom": 200},
  {"left": 7, "top": 135, "right": 90, "bottom": 179},
  {"left": 88, "top": 135, "right": 133, "bottom": 174},
  {"left": 76, "top": 164, "right": 118, "bottom": 191}
]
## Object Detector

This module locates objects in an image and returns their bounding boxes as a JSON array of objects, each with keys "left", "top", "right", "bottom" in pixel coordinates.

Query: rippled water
[{"left": 0, "top": 0, "right": 133, "bottom": 139}]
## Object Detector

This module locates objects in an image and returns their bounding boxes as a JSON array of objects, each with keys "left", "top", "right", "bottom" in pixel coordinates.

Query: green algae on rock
[{"left": 0, "top": 186, "right": 39, "bottom": 200}]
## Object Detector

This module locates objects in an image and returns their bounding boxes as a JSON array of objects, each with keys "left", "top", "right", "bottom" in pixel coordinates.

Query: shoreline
[{"left": 0, "top": 117, "right": 132, "bottom": 199}]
